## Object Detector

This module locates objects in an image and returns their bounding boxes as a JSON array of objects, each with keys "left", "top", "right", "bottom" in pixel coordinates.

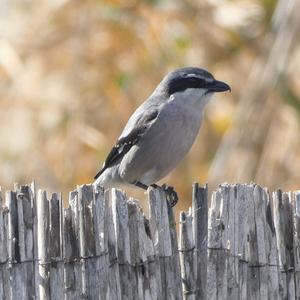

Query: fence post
[
  {"left": 273, "top": 190, "right": 295, "bottom": 298},
  {"left": 179, "top": 210, "right": 195, "bottom": 299},
  {"left": 48, "top": 192, "right": 64, "bottom": 298},
  {"left": 148, "top": 187, "right": 183, "bottom": 300},
  {"left": 0, "top": 188, "right": 8, "bottom": 299},
  {"left": 294, "top": 191, "right": 300, "bottom": 298},
  {"left": 37, "top": 190, "right": 50, "bottom": 300},
  {"left": 1, "top": 182, "right": 300, "bottom": 298},
  {"left": 192, "top": 183, "right": 208, "bottom": 299},
  {"left": 111, "top": 188, "right": 132, "bottom": 300}
]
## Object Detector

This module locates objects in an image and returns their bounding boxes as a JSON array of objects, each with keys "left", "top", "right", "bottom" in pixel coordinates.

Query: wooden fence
[{"left": 0, "top": 182, "right": 300, "bottom": 299}]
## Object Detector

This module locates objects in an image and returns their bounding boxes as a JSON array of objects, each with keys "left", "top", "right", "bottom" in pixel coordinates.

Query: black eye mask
[{"left": 167, "top": 77, "right": 208, "bottom": 95}]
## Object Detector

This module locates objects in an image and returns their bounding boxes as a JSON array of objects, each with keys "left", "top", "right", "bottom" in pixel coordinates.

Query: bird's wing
[{"left": 94, "top": 108, "right": 159, "bottom": 180}]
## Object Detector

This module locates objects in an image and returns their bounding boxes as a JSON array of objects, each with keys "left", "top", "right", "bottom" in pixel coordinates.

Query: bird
[{"left": 93, "top": 67, "right": 230, "bottom": 206}]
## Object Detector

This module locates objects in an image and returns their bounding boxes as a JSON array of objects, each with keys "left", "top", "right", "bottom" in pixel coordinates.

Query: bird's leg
[
  {"left": 133, "top": 181, "right": 149, "bottom": 190},
  {"left": 133, "top": 181, "right": 178, "bottom": 207}
]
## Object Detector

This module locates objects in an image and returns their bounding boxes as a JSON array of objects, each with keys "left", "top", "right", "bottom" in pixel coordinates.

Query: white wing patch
[{"left": 185, "top": 73, "right": 198, "bottom": 78}]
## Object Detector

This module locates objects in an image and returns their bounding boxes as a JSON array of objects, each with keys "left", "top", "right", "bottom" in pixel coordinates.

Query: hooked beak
[{"left": 207, "top": 80, "right": 231, "bottom": 93}]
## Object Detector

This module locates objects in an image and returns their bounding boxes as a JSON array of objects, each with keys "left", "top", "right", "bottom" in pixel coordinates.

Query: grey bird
[{"left": 94, "top": 67, "right": 230, "bottom": 206}]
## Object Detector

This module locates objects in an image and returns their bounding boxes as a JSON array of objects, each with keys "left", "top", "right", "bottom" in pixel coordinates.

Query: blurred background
[{"left": 0, "top": 0, "right": 300, "bottom": 214}]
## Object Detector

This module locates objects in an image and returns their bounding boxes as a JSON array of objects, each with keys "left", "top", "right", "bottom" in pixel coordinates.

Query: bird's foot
[
  {"left": 160, "top": 184, "right": 178, "bottom": 208},
  {"left": 134, "top": 181, "right": 179, "bottom": 207}
]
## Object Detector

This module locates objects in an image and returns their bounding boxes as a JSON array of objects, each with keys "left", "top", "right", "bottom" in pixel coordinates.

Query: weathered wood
[
  {"left": 1, "top": 182, "right": 300, "bottom": 299},
  {"left": 273, "top": 190, "right": 295, "bottom": 299},
  {"left": 112, "top": 188, "right": 133, "bottom": 300},
  {"left": 93, "top": 186, "right": 108, "bottom": 255},
  {"left": 6, "top": 190, "right": 24, "bottom": 300},
  {"left": 49, "top": 193, "right": 61, "bottom": 259},
  {"left": 128, "top": 198, "right": 157, "bottom": 299},
  {"left": 148, "top": 187, "right": 182, "bottom": 300},
  {"left": 16, "top": 186, "right": 34, "bottom": 262},
  {"left": 68, "top": 190, "right": 79, "bottom": 260},
  {"left": 93, "top": 186, "right": 109, "bottom": 299},
  {"left": 63, "top": 199, "right": 81, "bottom": 299},
  {"left": 207, "top": 184, "right": 280, "bottom": 300},
  {"left": 78, "top": 185, "right": 96, "bottom": 258},
  {"left": 294, "top": 191, "right": 300, "bottom": 299},
  {"left": 16, "top": 185, "right": 35, "bottom": 300},
  {"left": 192, "top": 183, "right": 207, "bottom": 300},
  {"left": 179, "top": 210, "right": 195, "bottom": 299},
  {"left": 243, "top": 184, "right": 258, "bottom": 300},
  {"left": 169, "top": 194, "right": 183, "bottom": 300},
  {"left": 78, "top": 184, "right": 97, "bottom": 299},
  {"left": 7, "top": 191, "right": 19, "bottom": 264},
  {"left": 0, "top": 188, "right": 7, "bottom": 263},
  {"left": 49, "top": 193, "right": 64, "bottom": 300},
  {"left": 127, "top": 199, "right": 141, "bottom": 300},
  {"left": 207, "top": 187, "right": 220, "bottom": 299},
  {"left": 207, "top": 185, "right": 229, "bottom": 299},
  {"left": 0, "top": 188, "right": 9, "bottom": 299},
  {"left": 253, "top": 186, "right": 269, "bottom": 299},
  {"left": 37, "top": 190, "right": 50, "bottom": 300},
  {"left": 30, "top": 181, "right": 40, "bottom": 300},
  {"left": 106, "top": 190, "right": 121, "bottom": 300}
]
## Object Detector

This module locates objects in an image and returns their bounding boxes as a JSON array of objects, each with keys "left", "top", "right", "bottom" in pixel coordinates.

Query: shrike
[{"left": 94, "top": 67, "right": 230, "bottom": 206}]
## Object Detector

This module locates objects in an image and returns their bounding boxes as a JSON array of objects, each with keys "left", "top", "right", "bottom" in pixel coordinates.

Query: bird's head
[{"left": 157, "top": 67, "right": 230, "bottom": 106}]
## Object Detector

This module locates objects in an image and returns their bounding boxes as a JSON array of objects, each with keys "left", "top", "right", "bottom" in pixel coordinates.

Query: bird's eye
[{"left": 189, "top": 77, "right": 206, "bottom": 86}]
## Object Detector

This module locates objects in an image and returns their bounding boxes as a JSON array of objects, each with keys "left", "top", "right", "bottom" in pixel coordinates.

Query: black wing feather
[{"left": 94, "top": 109, "right": 158, "bottom": 180}]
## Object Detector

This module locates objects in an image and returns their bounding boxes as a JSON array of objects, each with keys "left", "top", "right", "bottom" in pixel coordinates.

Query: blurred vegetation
[{"left": 0, "top": 0, "right": 300, "bottom": 213}]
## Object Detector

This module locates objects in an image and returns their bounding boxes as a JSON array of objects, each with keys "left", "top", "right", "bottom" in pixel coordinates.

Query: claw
[{"left": 161, "top": 184, "right": 178, "bottom": 207}]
